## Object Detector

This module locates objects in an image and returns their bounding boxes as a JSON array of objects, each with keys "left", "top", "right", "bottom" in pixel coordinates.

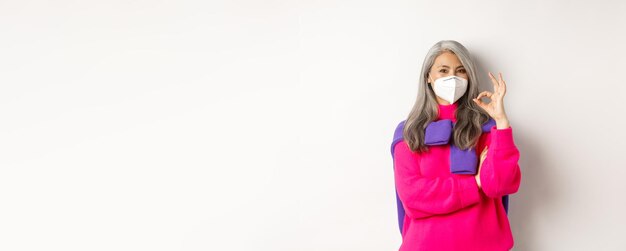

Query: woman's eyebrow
[{"left": 438, "top": 65, "right": 465, "bottom": 69}]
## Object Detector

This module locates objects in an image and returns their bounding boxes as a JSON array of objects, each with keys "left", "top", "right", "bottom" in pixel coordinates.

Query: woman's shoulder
[
  {"left": 393, "top": 140, "right": 419, "bottom": 159},
  {"left": 391, "top": 120, "right": 407, "bottom": 152}
]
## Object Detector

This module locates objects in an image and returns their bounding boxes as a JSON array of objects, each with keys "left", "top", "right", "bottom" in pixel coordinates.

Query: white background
[{"left": 1, "top": 0, "right": 625, "bottom": 250}]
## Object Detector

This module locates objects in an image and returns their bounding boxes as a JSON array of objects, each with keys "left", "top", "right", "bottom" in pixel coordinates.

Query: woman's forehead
[{"left": 434, "top": 53, "right": 464, "bottom": 68}]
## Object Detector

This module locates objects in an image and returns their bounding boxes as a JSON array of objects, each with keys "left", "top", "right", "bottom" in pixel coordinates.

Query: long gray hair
[{"left": 404, "top": 40, "right": 491, "bottom": 152}]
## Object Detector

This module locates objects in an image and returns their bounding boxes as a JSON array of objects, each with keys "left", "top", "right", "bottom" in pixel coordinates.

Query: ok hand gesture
[{"left": 473, "top": 72, "right": 509, "bottom": 121}]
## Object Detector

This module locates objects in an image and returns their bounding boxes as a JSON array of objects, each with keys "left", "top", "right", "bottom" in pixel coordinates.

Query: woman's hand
[
  {"left": 475, "top": 146, "right": 489, "bottom": 189},
  {"left": 473, "top": 72, "right": 509, "bottom": 122}
]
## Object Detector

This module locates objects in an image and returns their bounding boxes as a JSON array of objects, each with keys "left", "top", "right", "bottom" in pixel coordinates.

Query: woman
[{"left": 392, "top": 40, "right": 521, "bottom": 250}]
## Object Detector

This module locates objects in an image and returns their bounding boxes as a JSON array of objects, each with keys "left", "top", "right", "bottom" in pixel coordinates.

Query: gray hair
[{"left": 404, "top": 40, "right": 491, "bottom": 152}]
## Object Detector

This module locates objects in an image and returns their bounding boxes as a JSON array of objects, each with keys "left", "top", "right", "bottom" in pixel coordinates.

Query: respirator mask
[{"left": 431, "top": 76, "right": 468, "bottom": 104}]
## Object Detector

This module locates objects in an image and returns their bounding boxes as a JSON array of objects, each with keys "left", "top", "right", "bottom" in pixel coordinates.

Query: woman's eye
[
  {"left": 459, "top": 69, "right": 466, "bottom": 73},
  {"left": 439, "top": 69, "right": 447, "bottom": 73}
]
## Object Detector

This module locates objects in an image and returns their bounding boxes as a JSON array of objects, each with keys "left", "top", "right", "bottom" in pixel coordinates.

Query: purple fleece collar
[{"left": 424, "top": 118, "right": 496, "bottom": 174}]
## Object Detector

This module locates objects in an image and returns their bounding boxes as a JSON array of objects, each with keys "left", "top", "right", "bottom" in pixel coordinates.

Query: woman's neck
[{"left": 437, "top": 102, "right": 458, "bottom": 121}]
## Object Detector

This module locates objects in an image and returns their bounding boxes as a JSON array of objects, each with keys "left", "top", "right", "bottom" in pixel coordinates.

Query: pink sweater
[{"left": 393, "top": 102, "right": 521, "bottom": 251}]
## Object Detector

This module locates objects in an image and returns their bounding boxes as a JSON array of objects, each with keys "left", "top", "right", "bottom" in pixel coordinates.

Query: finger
[
  {"left": 473, "top": 93, "right": 487, "bottom": 105},
  {"left": 476, "top": 91, "right": 493, "bottom": 100},
  {"left": 480, "top": 147, "right": 488, "bottom": 163},
  {"left": 488, "top": 72, "right": 499, "bottom": 89},
  {"left": 500, "top": 74, "right": 507, "bottom": 95},
  {"left": 488, "top": 73, "right": 498, "bottom": 95},
  {"left": 473, "top": 92, "right": 492, "bottom": 108},
  {"left": 473, "top": 97, "right": 486, "bottom": 108},
  {"left": 497, "top": 73, "right": 502, "bottom": 90},
  {"left": 474, "top": 91, "right": 493, "bottom": 110},
  {"left": 498, "top": 72, "right": 505, "bottom": 93},
  {"left": 493, "top": 72, "right": 506, "bottom": 98}
]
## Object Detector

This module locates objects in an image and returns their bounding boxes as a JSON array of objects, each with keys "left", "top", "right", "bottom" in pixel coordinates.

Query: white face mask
[{"left": 431, "top": 75, "right": 468, "bottom": 104}]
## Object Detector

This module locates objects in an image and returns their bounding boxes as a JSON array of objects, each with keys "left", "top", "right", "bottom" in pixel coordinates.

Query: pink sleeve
[
  {"left": 393, "top": 141, "right": 482, "bottom": 219},
  {"left": 479, "top": 126, "right": 522, "bottom": 198}
]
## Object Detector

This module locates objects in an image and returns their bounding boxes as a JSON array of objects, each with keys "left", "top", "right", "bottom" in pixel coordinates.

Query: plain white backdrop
[{"left": 1, "top": 0, "right": 625, "bottom": 250}]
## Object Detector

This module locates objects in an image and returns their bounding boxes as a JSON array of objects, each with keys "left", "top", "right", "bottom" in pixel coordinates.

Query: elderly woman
[{"left": 391, "top": 40, "right": 521, "bottom": 251}]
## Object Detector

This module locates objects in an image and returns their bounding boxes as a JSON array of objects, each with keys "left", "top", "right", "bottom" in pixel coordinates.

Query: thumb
[{"left": 473, "top": 98, "right": 485, "bottom": 108}]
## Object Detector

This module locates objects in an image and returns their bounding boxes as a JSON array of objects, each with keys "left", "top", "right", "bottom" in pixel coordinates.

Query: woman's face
[{"left": 427, "top": 51, "right": 468, "bottom": 85}]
